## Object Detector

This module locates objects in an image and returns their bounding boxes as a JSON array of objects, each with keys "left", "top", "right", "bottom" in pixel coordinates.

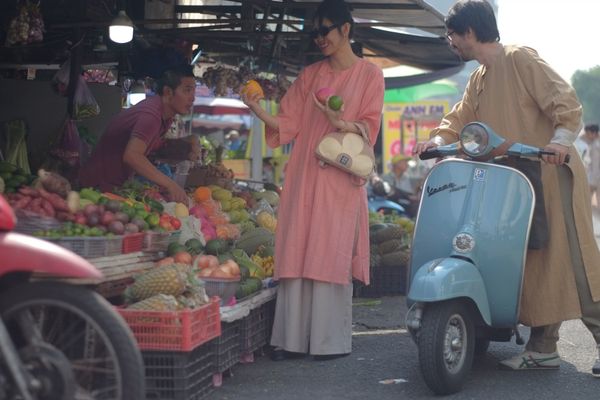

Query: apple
[{"left": 315, "top": 87, "right": 335, "bottom": 104}]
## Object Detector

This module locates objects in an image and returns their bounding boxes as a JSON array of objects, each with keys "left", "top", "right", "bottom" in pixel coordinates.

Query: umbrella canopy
[{"left": 384, "top": 79, "right": 459, "bottom": 103}]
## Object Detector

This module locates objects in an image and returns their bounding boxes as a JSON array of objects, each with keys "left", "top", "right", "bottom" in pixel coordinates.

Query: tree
[{"left": 572, "top": 66, "right": 600, "bottom": 124}]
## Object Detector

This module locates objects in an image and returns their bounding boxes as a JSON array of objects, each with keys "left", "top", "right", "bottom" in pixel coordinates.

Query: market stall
[{"left": 0, "top": 1, "right": 462, "bottom": 398}]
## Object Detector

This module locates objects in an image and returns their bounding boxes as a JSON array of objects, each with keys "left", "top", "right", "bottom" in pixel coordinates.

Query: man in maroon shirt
[{"left": 80, "top": 65, "right": 197, "bottom": 203}]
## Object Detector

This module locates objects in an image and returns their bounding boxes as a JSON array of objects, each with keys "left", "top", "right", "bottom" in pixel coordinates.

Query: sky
[{"left": 496, "top": 0, "right": 600, "bottom": 82}]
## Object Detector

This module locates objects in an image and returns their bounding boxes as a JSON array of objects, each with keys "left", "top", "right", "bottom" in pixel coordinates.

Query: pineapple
[
  {"left": 124, "top": 264, "right": 196, "bottom": 303},
  {"left": 177, "top": 287, "right": 210, "bottom": 309},
  {"left": 127, "top": 294, "right": 179, "bottom": 311}
]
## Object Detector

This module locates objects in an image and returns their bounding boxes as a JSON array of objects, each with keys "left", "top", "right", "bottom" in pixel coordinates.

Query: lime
[{"left": 328, "top": 95, "right": 343, "bottom": 111}]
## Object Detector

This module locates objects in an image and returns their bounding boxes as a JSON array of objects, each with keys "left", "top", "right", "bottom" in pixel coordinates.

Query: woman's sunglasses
[{"left": 309, "top": 24, "right": 340, "bottom": 40}]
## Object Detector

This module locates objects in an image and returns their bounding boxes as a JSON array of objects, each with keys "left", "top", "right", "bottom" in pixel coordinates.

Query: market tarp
[
  {"left": 192, "top": 97, "right": 250, "bottom": 115},
  {"left": 384, "top": 79, "right": 459, "bottom": 103}
]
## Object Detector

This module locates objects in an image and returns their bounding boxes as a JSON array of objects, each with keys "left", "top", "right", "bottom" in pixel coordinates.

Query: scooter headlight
[
  {"left": 452, "top": 233, "right": 475, "bottom": 253},
  {"left": 460, "top": 123, "right": 491, "bottom": 157}
]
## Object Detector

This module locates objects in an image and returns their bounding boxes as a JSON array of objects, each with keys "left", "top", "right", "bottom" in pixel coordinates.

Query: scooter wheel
[{"left": 417, "top": 300, "right": 475, "bottom": 395}]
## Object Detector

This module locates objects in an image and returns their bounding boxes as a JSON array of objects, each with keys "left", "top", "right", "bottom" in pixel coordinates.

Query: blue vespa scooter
[{"left": 405, "top": 122, "right": 568, "bottom": 395}]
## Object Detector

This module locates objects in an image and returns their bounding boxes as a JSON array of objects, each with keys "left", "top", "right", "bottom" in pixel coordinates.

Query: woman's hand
[
  {"left": 312, "top": 93, "right": 345, "bottom": 130},
  {"left": 542, "top": 143, "right": 570, "bottom": 165},
  {"left": 241, "top": 91, "right": 263, "bottom": 114}
]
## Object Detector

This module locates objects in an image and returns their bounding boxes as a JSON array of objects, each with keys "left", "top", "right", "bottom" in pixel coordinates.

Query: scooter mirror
[{"left": 460, "top": 122, "right": 505, "bottom": 158}]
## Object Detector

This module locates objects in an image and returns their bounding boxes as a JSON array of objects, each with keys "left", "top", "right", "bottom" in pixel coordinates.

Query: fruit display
[
  {"left": 0, "top": 161, "right": 35, "bottom": 194},
  {"left": 368, "top": 216, "right": 414, "bottom": 269},
  {"left": 199, "top": 65, "right": 292, "bottom": 101}
]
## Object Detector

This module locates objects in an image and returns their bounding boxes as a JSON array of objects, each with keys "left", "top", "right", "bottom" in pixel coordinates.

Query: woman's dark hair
[
  {"left": 445, "top": 0, "right": 500, "bottom": 43},
  {"left": 156, "top": 64, "right": 195, "bottom": 95},
  {"left": 313, "top": 0, "right": 354, "bottom": 40}
]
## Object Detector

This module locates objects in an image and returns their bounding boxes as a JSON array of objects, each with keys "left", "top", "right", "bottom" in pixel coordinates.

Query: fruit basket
[
  {"left": 118, "top": 296, "right": 221, "bottom": 351},
  {"left": 201, "top": 276, "right": 241, "bottom": 306}
]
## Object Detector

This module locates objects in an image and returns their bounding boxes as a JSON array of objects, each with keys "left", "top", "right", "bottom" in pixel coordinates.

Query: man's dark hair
[
  {"left": 156, "top": 64, "right": 195, "bottom": 95},
  {"left": 585, "top": 123, "right": 600, "bottom": 134},
  {"left": 445, "top": 0, "right": 500, "bottom": 43},
  {"left": 313, "top": 0, "right": 355, "bottom": 40}
]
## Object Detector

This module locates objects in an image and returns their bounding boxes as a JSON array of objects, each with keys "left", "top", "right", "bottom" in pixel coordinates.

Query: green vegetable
[
  {"left": 79, "top": 187, "right": 102, "bottom": 204},
  {"left": 146, "top": 198, "right": 164, "bottom": 213}
]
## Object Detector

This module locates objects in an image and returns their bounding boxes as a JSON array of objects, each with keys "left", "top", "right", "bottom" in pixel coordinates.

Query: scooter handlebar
[
  {"left": 539, "top": 151, "right": 570, "bottom": 163},
  {"left": 419, "top": 149, "right": 443, "bottom": 160}
]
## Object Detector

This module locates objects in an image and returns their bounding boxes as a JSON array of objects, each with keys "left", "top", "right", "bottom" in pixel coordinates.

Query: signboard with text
[{"left": 382, "top": 101, "right": 449, "bottom": 173}]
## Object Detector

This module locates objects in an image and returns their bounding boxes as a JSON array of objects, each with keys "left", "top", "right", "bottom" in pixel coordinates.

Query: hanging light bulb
[{"left": 109, "top": 10, "right": 133, "bottom": 44}]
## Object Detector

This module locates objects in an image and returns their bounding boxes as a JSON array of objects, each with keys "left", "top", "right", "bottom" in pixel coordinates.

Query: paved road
[
  {"left": 206, "top": 296, "right": 599, "bottom": 400},
  {"left": 204, "top": 209, "right": 600, "bottom": 399}
]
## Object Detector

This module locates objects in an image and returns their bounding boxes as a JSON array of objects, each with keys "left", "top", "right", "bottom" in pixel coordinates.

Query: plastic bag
[
  {"left": 73, "top": 76, "right": 100, "bottom": 119},
  {"left": 50, "top": 119, "right": 81, "bottom": 167},
  {"left": 5, "top": 1, "right": 44, "bottom": 46},
  {"left": 52, "top": 60, "right": 70, "bottom": 96},
  {"left": 177, "top": 216, "right": 206, "bottom": 246}
]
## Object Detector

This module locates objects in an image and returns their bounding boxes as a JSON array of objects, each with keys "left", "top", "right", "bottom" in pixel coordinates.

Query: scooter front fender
[
  {"left": 0, "top": 232, "right": 102, "bottom": 279},
  {"left": 408, "top": 258, "right": 491, "bottom": 325}
]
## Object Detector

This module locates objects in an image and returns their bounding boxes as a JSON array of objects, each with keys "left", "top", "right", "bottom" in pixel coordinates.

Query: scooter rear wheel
[
  {"left": 0, "top": 281, "right": 145, "bottom": 400},
  {"left": 417, "top": 300, "right": 475, "bottom": 395}
]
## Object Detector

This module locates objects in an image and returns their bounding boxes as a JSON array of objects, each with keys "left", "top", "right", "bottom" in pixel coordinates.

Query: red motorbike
[{"left": 0, "top": 195, "right": 144, "bottom": 399}]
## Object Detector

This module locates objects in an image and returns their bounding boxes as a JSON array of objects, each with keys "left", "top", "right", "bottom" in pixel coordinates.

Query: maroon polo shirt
[{"left": 79, "top": 95, "right": 172, "bottom": 191}]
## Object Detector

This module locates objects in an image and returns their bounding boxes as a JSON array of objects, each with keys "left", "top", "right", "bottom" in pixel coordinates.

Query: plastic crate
[
  {"left": 240, "top": 299, "right": 276, "bottom": 354},
  {"left": 353, "top": 264, "right": 408, "bottom": 298},
  {"left": 211, "top": 320, "right": 242, "bottom": 373},
  {"left": 118, "top": 297, "right": 221, "bottom": 351},
  {"left": 143, "top": 230, "right": 181, "bottom": 252},
  {"left": 144, "top": 342, "right": 215, "bottom": 400},
  {"left": 122, "top": 232, "right": 145, "bottom": 253},
  {"left": 14, "top": 209, "right": 61, "bottom": 235},
  {"left": 47, "top": 235, "right": 123, "bottom": 258}
]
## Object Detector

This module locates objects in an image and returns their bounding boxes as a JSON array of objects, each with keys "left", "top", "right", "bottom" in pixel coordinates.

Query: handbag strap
[{"left": 352, "top": 121, "right": 371, "bottom": 146}]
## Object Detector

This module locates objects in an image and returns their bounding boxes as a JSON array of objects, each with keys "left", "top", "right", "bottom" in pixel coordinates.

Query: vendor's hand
[
  {"left": 412, "top": 140, "right": 438, "bottom": 156},
  {"left": 166, "top": 182, "right": 189, "bottom": 205},
  {"left": 241, "top": 91, "right": 263, "bottom": 114},
  {"left": 542, "top": 143, "right": 570, "bottom": 165},
  {"left": 312, "top": 93, "right": 345, "bottom": 130},
  {"left": 188, "top": 137, "right": 201, "bottom": 161}
]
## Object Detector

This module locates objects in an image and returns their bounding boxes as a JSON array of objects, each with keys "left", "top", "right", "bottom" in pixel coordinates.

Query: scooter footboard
[{"left": 408, "top": 258, "right": 491, "bottom": 325}]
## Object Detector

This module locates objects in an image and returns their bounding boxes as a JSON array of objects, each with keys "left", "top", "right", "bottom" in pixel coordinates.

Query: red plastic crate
[
  {"left": 118, "top": 297, "right": 221, "bottom": 351},
  {"left": 122, "top": 232, "right": 145, "bottom": 253}
]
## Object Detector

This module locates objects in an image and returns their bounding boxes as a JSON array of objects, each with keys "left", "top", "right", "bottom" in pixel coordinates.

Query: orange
[{"left": 240, "top": 80, "right": 265, "bottom": 99}]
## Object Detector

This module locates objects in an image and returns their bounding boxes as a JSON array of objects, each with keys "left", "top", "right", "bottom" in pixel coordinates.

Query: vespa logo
[
  {"left": 473, "top": 168, "right": 486, "bottom": 181},
  {"left": 427, "top": 182, "right": 467, "bottom": 197}
]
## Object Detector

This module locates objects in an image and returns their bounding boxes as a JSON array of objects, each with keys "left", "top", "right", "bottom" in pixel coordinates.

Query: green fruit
[
  {"left": 205, "top": 239, "right": 229, "bottom": 255},
  {"left": 184, "top": 238, "right": 204, "bottom": 254},
  {"left": 167, "top": 242, "right": 187, "bottom": 256},
  {"left": 328, "top": 95, "right": 343, "bottom": 111},
  {"left": 146, "top": 213, "right": 160, "bottom": 228}
]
